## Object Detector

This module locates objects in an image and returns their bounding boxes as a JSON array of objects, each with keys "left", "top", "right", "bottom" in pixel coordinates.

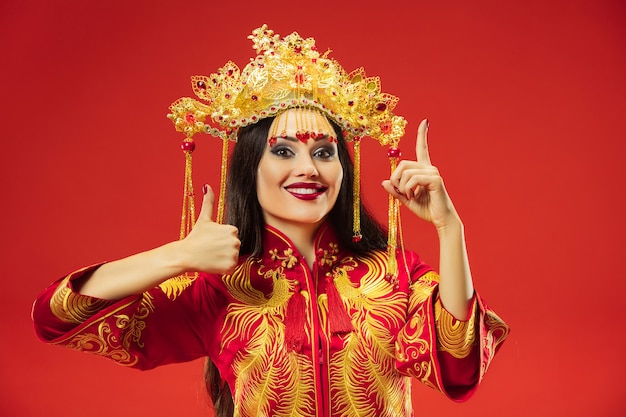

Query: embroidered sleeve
[
  {"left": 33, "top": 265, "right": 225, "bottom": 370},
  {"left": 395, "top": 261, "right": 510, "bottom": 402}
]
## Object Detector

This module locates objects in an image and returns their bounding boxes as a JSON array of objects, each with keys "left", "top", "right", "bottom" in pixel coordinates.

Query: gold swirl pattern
[
  {"left": 395, "top": 271, "right": 439, "bottom": 386},
  {"left": 481, "top": 309, "right": 510, "bottom": 378},
  {"left": 434, "top": 297, "right": 477, "bottom": 359},
  {"left": 57, "top": 296, "right": 154, "bottom": 366},
  {"left": 49, "top": 277, "right": 114, "bottom": 324}
]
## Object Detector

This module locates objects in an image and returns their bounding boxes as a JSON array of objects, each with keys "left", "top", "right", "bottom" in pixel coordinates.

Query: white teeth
[{"left": 289, "top": 188, "right": 318, "bottom": 194}]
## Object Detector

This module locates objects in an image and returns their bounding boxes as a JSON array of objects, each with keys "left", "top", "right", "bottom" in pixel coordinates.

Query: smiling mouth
[{"left": 285, "top": 184, "right": 328, "bottom": 200}]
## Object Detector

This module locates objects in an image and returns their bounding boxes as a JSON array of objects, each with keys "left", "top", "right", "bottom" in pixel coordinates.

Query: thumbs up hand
[{"left": 180, "top": 184, "right": 241, "bottom": 274}]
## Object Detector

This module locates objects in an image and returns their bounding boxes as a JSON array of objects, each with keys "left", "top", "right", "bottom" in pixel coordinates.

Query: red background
[{"left": 1, "top": 0, "right": 625, "bottom": 416}]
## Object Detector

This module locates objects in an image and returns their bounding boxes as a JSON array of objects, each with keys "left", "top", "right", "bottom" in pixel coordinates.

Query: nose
[{"left": 295, "top": 154, "right": 319, "bottom": 178}]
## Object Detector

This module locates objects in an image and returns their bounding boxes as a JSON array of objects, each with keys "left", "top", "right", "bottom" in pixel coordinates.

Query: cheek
[
  {"left": 330, "top": 163, "right": 344, "bottom": 193},
  {"left": 256, "top": 158, "right": 283, "bottom": 198}
]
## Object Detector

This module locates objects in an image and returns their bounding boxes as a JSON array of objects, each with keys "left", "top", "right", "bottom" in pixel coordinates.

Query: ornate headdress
[{"left": 168, "top": 24, "right": 406, "bottom": 275}]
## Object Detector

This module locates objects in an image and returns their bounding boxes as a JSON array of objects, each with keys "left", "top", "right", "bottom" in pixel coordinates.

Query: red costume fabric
[{"left": 33, "top": 223, "right": 509, "bottom": 417}]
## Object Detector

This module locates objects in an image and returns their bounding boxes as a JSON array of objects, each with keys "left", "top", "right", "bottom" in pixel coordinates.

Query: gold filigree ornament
[{"left": 168, "top": 24, "right": 407, "bottom": 275}]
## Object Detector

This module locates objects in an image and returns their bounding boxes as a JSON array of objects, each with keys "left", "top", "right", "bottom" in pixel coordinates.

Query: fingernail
[
  {"left": 202, "top": 184, "right": 208, "bottom": 195},
  {"left": 426, "top": 119, "right": 430, "bottom": 129}
]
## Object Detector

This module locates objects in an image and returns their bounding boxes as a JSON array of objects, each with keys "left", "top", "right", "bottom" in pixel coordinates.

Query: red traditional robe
[{"left": 32, "top": 222, "right": 509, "bottom": 417}]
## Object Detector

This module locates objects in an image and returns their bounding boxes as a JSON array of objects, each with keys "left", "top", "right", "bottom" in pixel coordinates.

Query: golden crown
[{"left": 167, "top": 24, "right": 406, "bottom": 146}]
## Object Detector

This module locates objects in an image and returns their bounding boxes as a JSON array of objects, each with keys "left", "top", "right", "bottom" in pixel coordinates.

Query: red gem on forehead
[{"left": 269, "top": 137, "right": 277, "bottom": 147}]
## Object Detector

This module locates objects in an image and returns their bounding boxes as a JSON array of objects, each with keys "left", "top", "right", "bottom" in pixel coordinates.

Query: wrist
[
  {"left": 435, "top": 213, "right": 463, "bottom": 236},
  {"left": 161, "top": 240, "right": 193, "bottom": 274}
]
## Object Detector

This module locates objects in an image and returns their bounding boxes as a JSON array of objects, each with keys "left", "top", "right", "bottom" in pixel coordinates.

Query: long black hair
[{"left": 205, "top": 114, "right": 388, "bottom": 417}]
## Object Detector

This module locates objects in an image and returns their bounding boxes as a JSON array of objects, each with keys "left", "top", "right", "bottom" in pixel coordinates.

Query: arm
[
  {"left": 382, "top": 119, "right": 473, "bottom": 319},
  {"left": 77, "top": 185, "right": 241, "bottom": 300}
]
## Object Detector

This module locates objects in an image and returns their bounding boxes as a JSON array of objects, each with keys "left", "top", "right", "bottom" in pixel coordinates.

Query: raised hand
[
  {"left": 382, "top": 119, "right": 460, "bottom": 230},
  {"left": 180, "top": 185, "right": 241, "bottom": 274}
]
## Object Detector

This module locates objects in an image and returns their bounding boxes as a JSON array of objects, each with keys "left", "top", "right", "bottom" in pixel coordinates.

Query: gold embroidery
[
  {"left": 396, "top": 271, "right": 439, "bottom": 388},
  {"left": 159, "top": 273, "right": 198, "bottom": 300},
  {"left": 434, "top": 297, "right": 477, "bottom": 359},
  {"left": 318, "top": 242, "right": 339, "bottom": 267},
  {"left": 52, "top": 289, "right": 157, "bottom": 366},
  {"left": 221, "top": 258, "right": 316, "bottom": 416},
  {"left": 55, "top": 295, "right": 154, "bottom": 366},
  {"left": 329, "top": 250, "right": 410, "bottom": 416},
  {"left": 269, "top": 248, "right": 298, "bottom": 268},
  {"left": 481, "top": 309, "right": 510, "bottom": 377},
  {"left": 408, "top": 271, "right": 439, "bottom": 308},
  {"left": 50, "top": 276, "right": 113, "bottom": 324}
]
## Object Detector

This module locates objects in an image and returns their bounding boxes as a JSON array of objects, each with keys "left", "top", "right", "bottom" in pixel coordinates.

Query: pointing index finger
[{"left": 416, "top": 118, "right": 431, "bottom": 164}]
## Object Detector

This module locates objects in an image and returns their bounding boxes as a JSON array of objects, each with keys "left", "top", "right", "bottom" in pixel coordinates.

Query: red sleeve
[
  {"left": 32, "top": 264, "right": 227, "bottom": 370},
  {"left": 394, "top": 254, "right": 509, "bottom": 402}
]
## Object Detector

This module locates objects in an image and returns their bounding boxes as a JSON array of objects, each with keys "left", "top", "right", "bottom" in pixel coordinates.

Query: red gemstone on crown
[
  {"left": 375, "top": 103, "right": 387, "bottom": 111},
  {"left": 196, "top": 81, "right": 206, "bottom": 90},
  {"left": 251, "top": 95, "right": 258, "bottom": 101},
  {"left": 387, "top": 147, "right": 401, "bottom": 158},
  {"left": 181, "top": 141, "right": 195, "bottom": 152},
  {"left": 348, "top": 100, "right": 354, "bottom": 106},
  {"left": 185, "top": 113, "right": 196, "bottom": 123}
]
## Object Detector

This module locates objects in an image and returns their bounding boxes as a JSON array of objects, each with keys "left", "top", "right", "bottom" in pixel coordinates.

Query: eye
[
  {"left": 313, "top": 146, "right": 335, "bottom": 159},
  {"left": 270, "top": 146, "right": 295, "bottom": 158}
]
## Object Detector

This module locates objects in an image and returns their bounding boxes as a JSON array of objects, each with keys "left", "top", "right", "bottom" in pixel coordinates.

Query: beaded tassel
[
  {"left": 352, "top": 137, "right": 362, "bottom": 243},
  {"left": 180, "top": 138, "right": 197, "bottom": 240},
  {"left": 387, "top": 146, "right": 401, "bottom": 278},
  {"left": 216, "top": 136, "right": 229, "bottom": 224}
]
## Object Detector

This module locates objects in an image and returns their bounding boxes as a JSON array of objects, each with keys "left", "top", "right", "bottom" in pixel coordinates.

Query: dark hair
[{"left": 205, "top": 114, "right": 388, "bottom": 417}]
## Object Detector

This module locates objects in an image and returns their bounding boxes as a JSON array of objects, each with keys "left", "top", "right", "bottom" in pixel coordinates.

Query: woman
[{"left": 33, "top": 25, "right": 508, "bottom": 417}]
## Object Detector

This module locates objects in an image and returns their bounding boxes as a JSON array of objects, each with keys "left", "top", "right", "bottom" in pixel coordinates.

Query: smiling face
[{"left": 256, "top": 108, "right": 343, "bottom": 233}]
